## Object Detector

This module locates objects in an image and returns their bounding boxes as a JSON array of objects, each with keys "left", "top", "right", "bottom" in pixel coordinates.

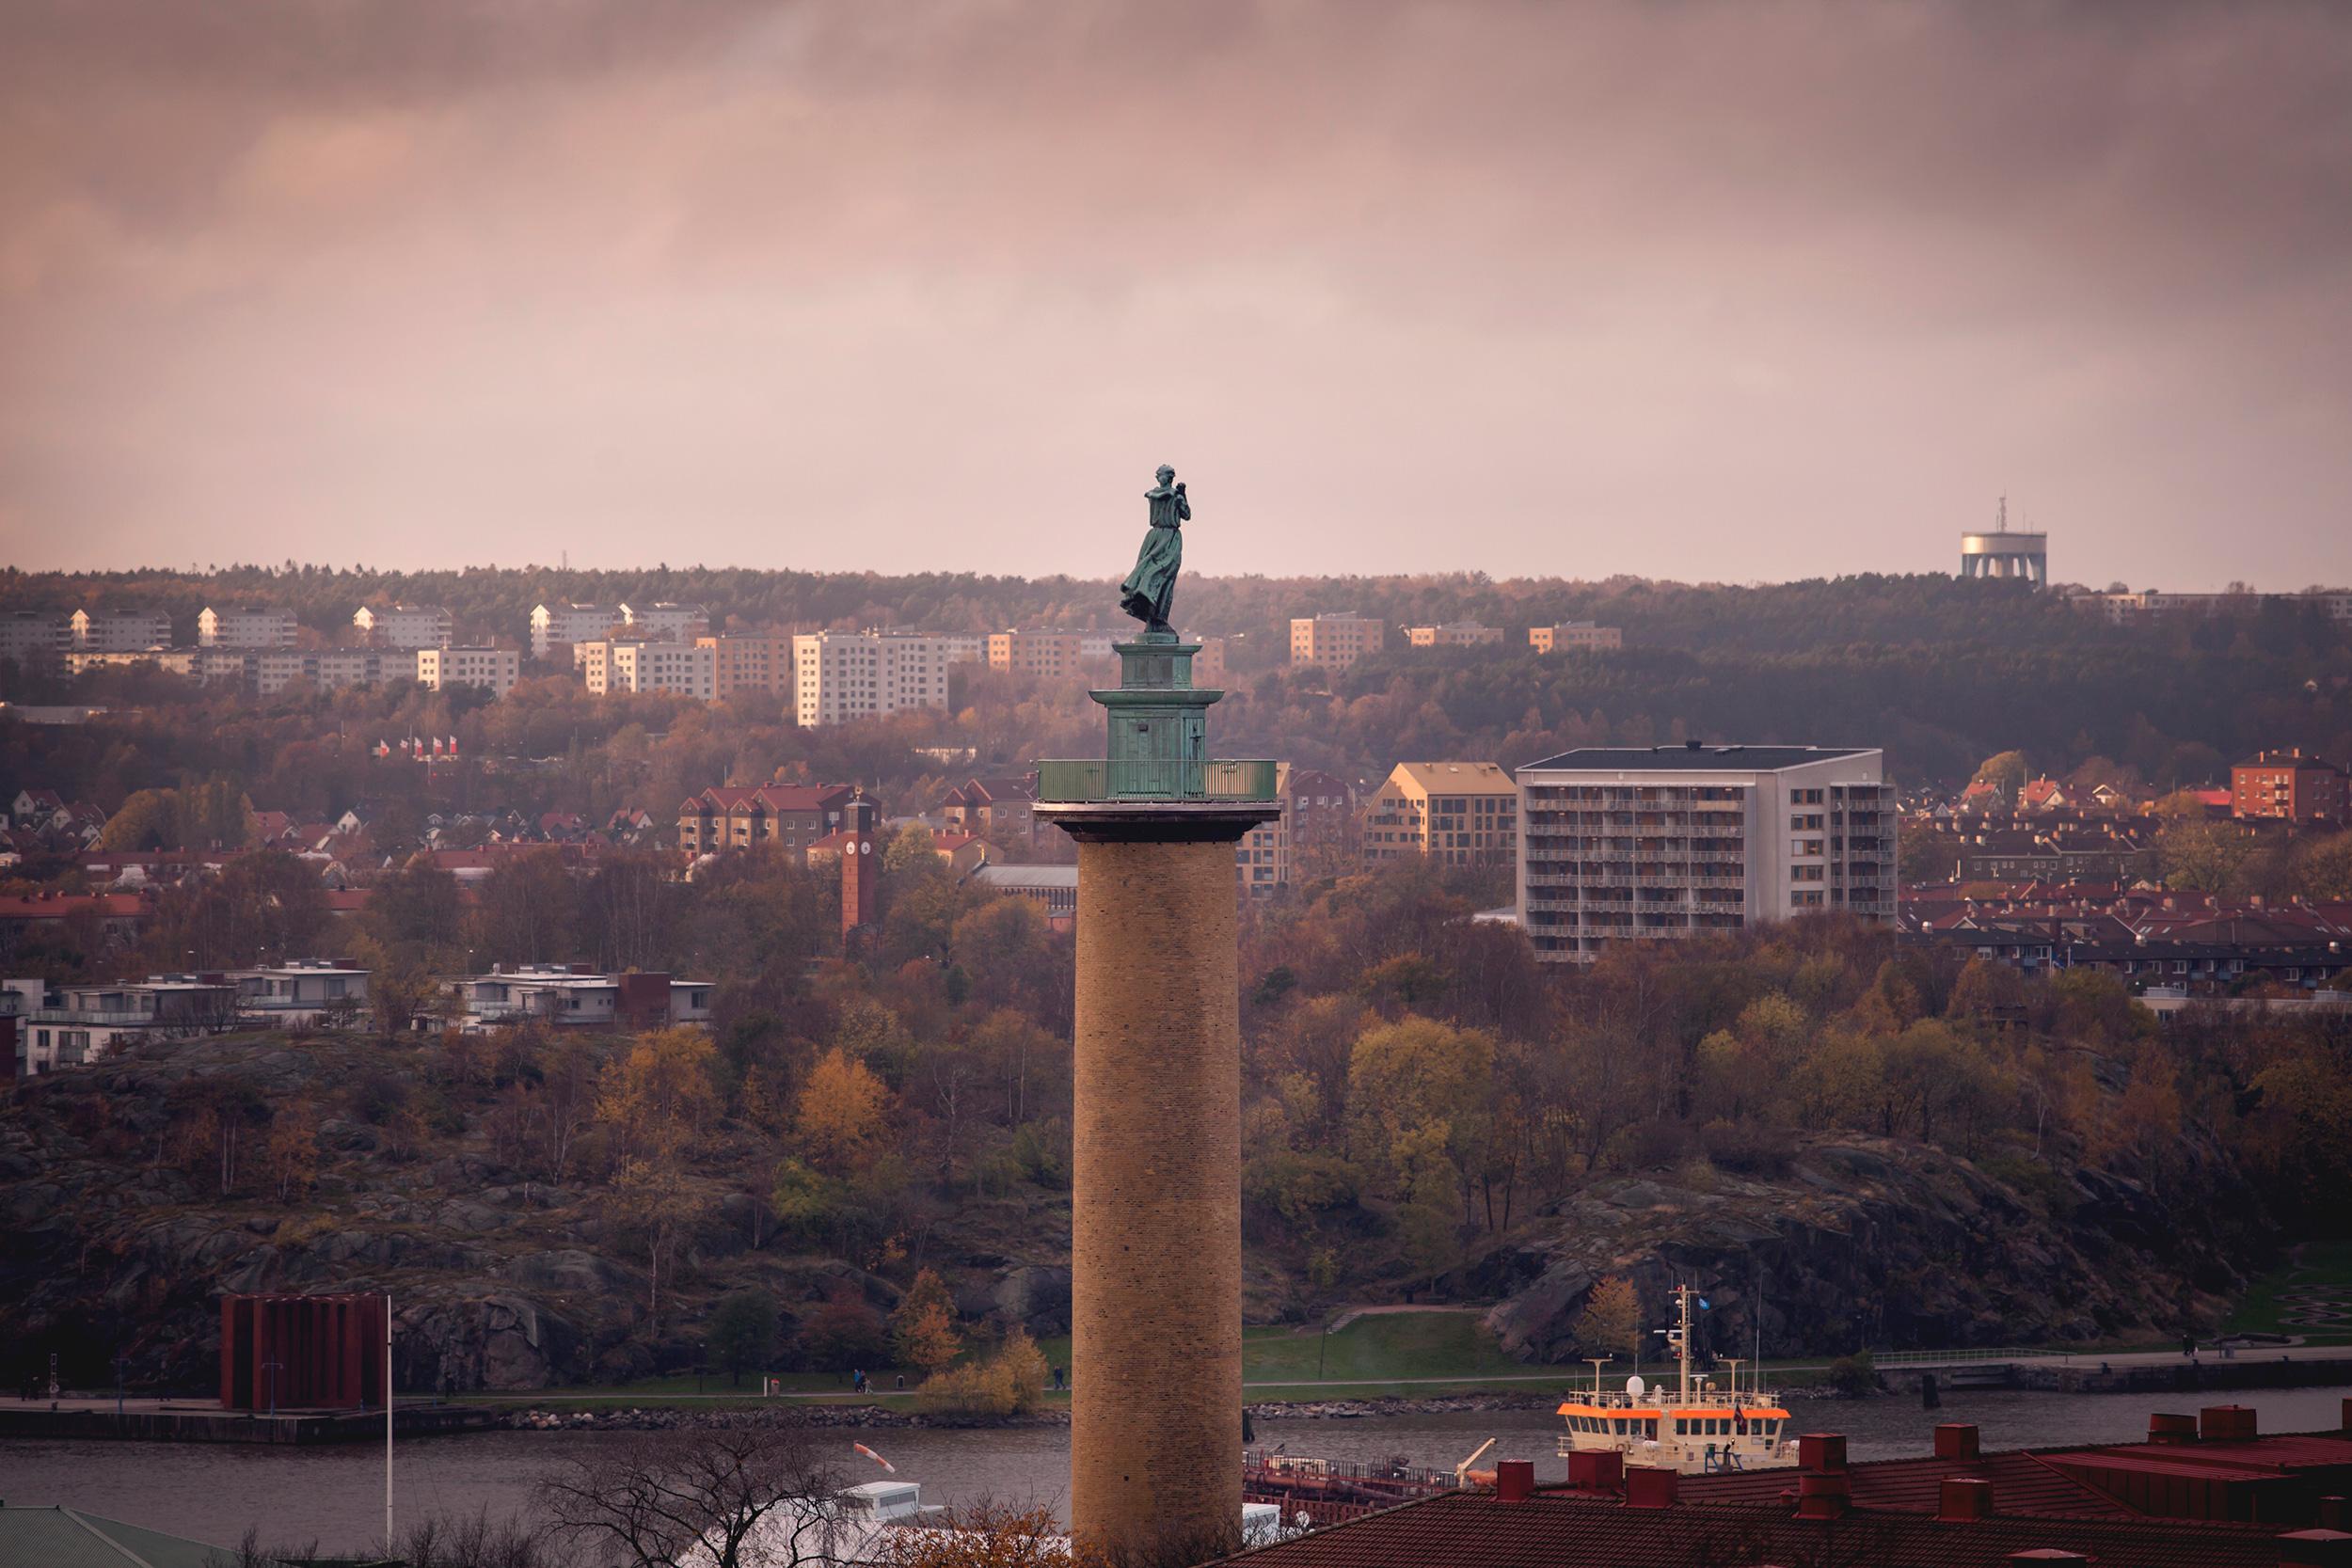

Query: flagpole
[{"left": 385, "top": 1291, "right": 394, "bottom": 1554}]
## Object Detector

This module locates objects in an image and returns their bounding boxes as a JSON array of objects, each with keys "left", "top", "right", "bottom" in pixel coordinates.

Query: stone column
[{"left": 1068, "top": 828, "right": 1248, "bottom": 1554}]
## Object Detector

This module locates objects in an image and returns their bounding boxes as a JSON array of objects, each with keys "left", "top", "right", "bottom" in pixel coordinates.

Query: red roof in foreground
[
  {"left": 1676, "top": 1447, "right": 2137, "bottom": 1518},
  {"left": 1217, "top": 1487, "right": 2298, "bottom": 1568}
]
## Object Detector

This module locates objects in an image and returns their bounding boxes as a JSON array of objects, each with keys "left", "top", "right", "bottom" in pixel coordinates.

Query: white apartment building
[
  {"left": 245, "top": 649, "right": 389, "bottom": 695},
  {"left": 0, "top": 610, "right": 68, "bottom": 672},
  {"left": 793, "top": 631, "right": 960, "bottom": 727},
  {"left": 618, "top": 602, "right": 711, "bottom": 642},
  {"left": 70, "top": 607, "right": 173, "bottom": 651},
  {"left": 579, "top": 637, "right": 715, "bottom": 699},
  {"left": 1517, "top": 743, "right": 1895, "bottom": 964},
  {"left": 354, "top": 604, "right": 454, "bottom": 649},
  {"left": 530, "top": 603, "right": 621, "bottom": 659},
  {"left": 199, "top": 606, "right": 298, "bottom": 648},
  {"left": 416, "top": 646, "right": 519, "bottom": 696}
]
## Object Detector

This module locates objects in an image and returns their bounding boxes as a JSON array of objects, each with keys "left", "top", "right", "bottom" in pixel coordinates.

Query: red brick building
[
  {"left": 2233, "top": 750, "right": 2348, "bottom": 824},
  {"left": 677, "top": 784, "right": 853, "bottom": 860}
]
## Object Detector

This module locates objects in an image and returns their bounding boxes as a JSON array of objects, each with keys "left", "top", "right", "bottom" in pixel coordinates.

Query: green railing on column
[{"left": 1035, "top": 758, "right": 1279, "bottom": 802}]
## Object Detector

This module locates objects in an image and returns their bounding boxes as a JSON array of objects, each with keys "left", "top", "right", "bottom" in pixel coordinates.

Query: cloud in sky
[{"left": 2, "top": 0, "right": 2347, "bottom": 585}]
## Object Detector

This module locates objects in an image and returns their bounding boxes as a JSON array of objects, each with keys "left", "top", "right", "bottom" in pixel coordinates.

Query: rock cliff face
[
  {"left": 1470, "top": 1133, "right": 2262, "bottom": 1362},
  {"left": 0, "top": 1037, "right": 2266, "bottom": 1394},
  {"left": 0, "top": 1037, "right": 937, "bottom": 1394}
]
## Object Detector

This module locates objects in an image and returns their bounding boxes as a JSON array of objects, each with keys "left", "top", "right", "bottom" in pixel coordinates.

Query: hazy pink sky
[{"left": 2, "top": 2, "right": 2347, "bottom": 587}]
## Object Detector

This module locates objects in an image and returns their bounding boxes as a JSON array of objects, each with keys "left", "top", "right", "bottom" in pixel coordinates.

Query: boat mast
[{"left": 1675, "top": 1285, "right": 1692, "bottom": 1402}]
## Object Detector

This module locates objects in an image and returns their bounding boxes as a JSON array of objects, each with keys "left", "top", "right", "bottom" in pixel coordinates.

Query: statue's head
[{"left": 1155, "top": 465, "right": 1175, "bottom": 484}]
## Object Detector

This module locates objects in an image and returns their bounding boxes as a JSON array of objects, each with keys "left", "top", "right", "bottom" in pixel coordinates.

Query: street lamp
[
  {"left": 113, "top": 1353, "right": 129, "bottom": 1421},
  {"left": 263, "top": 1357, "right": 284, "bottom": 1418}
]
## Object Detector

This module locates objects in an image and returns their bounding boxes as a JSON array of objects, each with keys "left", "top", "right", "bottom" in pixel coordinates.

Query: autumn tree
[
  {"left": 794, "top": 1046, "right": 891, "bottom": 1173},
  {"left": 598, "top": 1027, "right": 723, "bottom": 1159},
  {"left": 1578, "top": 1275, "right": 1643, "bottom": 1365},
  {"left": 264, "top": 1101, "right": 322, "bottom": 1204},
  {"left": 889, "top": 1267, "right": 962, "bottom": 1376}
]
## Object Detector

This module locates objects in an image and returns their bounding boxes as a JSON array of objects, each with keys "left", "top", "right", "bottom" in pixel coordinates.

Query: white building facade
[
  {"left": 199, "top": 607, "right": 299, "bottom": 648},
  {"left": 618, "top": 602, "right": 711, "bottom": 641},
  {"left": 580, "top": 637, "right": 716, "bottom": 699},
  {"left": 1516, "top": 743, "right": 1896, "bottom": 964},
  {"left": 416, "top": 646, "right": 519, "bottom": 695},
  {"left": 355, "top": 604, "right": 454, "bottom": 649},
  {"left": 71, "top": 607, "right": 173, "bottom": 651},
  {"left": 530, "top": 603, "right": 620, "bottom": 659},
  {"left": 792, "top": 631, "right": 964, "bottom": 727}
]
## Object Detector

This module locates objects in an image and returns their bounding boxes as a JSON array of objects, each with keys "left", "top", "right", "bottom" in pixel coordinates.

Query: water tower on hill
[{"left": 1960, "top": 497, "right": 2047, "bottom": 586}]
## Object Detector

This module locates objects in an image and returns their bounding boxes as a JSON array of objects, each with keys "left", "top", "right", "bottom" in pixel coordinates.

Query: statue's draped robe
[{"left": 1120, "top": 484, "right": 1187, "bottom": 630}]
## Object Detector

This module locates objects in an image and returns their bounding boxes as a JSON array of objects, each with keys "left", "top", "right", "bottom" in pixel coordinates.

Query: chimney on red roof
[
  {"left": 1798, "top": 1433, "right": 1849, "bottom": 1474},
  {"left": 2201, "top": 1404, "right": 2258, "bottom": 1441},
  {"left": 1939, "top": 1477, "right": 1994, "bottom": 1521},
  {"left": 1494, "top": 1460, "right": 1534, "bottom": 1504},
  {"left": 1566, "top": 1449, "right": 1625, "bottom": 1493},
  {"left": 1625, "top": 1467, "right": 1677, "bottom": 1509},
  {"left": 2149, "top": 1412, "right": 2199, "bottom": 1444},
  {"left": 1933, "top": 1423, "right": 1982, "bottom": 1462},
  {"left": 2279, "top": 1530, "right": 2352, "bottom": 1568},
  {"left": 1795, "top": 1471, "right": 1851, "bottom": 1521}
]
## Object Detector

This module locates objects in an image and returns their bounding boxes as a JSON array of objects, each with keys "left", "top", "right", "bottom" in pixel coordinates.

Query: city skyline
[{"left": 4, "top": 3, "right": 2350, "bottom": 587}]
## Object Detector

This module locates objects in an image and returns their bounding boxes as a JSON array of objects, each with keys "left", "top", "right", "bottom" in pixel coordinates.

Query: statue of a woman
[{"left": 1119, "top": 465, "right": 1188, "bottom": 635}]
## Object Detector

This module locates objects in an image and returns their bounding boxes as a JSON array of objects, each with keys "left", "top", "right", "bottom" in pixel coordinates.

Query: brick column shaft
[{"left": 1070, "top": 834, "right": 1243, "bottom": 1552}]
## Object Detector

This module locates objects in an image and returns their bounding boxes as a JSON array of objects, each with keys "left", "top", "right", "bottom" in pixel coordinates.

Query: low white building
[
  {"left": 416, "top": 646, "right": 519, "bottom": 695},
  {"left": 232, "top": 960, "right": 371, "bottom": 1025},
  {"left": 460, "top": 965, "right": 714, "bottom": 1029},
  {"left": 8, "top": 974, "right": 243, "bottom": 1073}
]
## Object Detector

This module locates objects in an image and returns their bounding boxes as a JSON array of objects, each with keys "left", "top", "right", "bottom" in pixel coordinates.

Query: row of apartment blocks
[
  {"left": 529, "top": 601, "right": 712, "bottom": 658},
  {"left": 1289, "top": 612, "right": 1624, "bottom": 671},
  {"left": 564, "top": 623, "right": 1201, "bottom": 721},
  {"left": 31, "top": 644, "right": 518, "bottom": 697}
]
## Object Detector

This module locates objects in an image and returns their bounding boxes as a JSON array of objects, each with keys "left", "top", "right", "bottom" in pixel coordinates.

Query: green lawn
[
  {"left": 458, "top": 1312, "right": 1908, "bottom": 1409},
  {"left": 2225, "top": 1241, "right": 2352, "bottom": 1340}
]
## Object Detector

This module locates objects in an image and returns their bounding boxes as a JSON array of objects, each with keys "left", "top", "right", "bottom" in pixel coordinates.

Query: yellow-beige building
[
  {"left": 1529, "top": 622, "right": 1624, "bottom": 654},
  {"left": 1290, "top": 612, "right": 1385, "bottom": 672},
  {"left": 1406, "top": 622, "right": 1504, "bottom": 648},
  {"left": 1363, "top": 762, "right": 1518, "bottom": 866},
  {"left": 698, "top": 633, "right": 795, "bottom": 702}
]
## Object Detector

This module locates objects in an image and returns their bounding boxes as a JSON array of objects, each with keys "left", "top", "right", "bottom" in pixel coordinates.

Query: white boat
[{"left": 1556, "top": 1283, "right": 1796, "bottom": 1474}]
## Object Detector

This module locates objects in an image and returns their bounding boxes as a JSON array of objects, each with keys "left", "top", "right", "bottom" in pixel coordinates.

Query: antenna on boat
[
  {"left": 1724, "top": 1358, "right": 1743, "bottom": 1402},
  {"left": 1587, "top": 1357, "right": 1609, "bottom": 1397}
]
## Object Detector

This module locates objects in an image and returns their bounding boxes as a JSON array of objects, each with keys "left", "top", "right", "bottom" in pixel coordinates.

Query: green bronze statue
[{"left": 1119, "top": 465, "right": 1188, "bottom": 636}]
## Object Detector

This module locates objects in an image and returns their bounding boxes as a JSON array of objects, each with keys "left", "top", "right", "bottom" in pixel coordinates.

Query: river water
[{"left": 6, "top": 1386, "right": 2350, "bottom": 1555}]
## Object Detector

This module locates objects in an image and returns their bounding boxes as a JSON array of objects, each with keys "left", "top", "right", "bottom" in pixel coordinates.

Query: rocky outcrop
[{"left": 1471, "top": 1133, "right": 2260, "bottom": 1362}]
